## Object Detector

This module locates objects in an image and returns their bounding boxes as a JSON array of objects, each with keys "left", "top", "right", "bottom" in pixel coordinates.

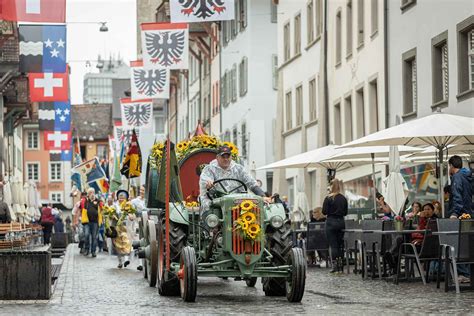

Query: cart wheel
[
  {"left": 143, "top": 258, "right": 148, "bottom": 279},
  {"left": 286, "top": 247, "right": 306, "bottom": 302},
  {"left": 142, "top": 212, "right": 149, "bottom": 279},
  {"left": 147, "top": 220, "right": 158, "bottom": 287},
  {"left": 179, "top": 246, "right": 197, "bottom": 302},
  {"left": 245, "top": 277, "right": 257, "bottom": 287}
]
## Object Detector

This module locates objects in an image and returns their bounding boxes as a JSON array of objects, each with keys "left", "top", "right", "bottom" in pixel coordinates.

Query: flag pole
[{"left": 165, "top": 100, "right": 171, "bottom": 271}]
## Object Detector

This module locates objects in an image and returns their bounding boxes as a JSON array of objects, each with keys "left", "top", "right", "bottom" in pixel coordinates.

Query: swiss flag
[
  {"left": 44, "top": 131, "right": 71, "bottom": 150},
  {"left": 29, "top": 72, "right": 68, "bottom": 102},
  {"left": 0, "top": 0, "right": 66, "bottom": 23}
]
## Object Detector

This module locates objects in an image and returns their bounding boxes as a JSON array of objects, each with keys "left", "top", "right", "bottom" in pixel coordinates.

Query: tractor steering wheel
[{"left": 206, "top": 178, "right": 248, "bottom": 201}]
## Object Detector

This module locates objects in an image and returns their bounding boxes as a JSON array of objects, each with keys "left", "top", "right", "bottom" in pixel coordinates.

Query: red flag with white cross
[
  {"left": 0, "top": 0, "right": 66, "bottom": 23},
  {"left": 29, "top": 72, "right": 68, "bottom": 102},
  {"left": 44, "top": 131, "right": 71, "bottom": 150}
]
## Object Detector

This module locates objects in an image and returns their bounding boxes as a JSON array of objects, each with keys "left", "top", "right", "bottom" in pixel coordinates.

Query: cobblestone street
[{"left": 1, "top": 245, "right": 474, "bottom": 315}]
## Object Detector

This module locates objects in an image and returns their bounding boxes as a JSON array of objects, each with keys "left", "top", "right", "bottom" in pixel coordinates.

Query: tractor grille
[{"left": 232, "top": 206, "right": 261, "bottom": 255}]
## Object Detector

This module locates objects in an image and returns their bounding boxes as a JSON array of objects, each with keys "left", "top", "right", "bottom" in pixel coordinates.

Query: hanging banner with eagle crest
[
  {"left": 120, "top": 98, "right": 153, "bottom": 129},
  {"left": 141, "top": 23, "right": 189, "bottom": 70},
  {"left": 170, "top": 0, "right": 235, "bottom": 23},
  {"left": 130, "top": 60, "right": 170, "bottom": 100}
]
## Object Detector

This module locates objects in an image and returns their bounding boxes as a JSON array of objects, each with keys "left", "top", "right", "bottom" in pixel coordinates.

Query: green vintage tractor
[{"left": 143, "top": 139, "right": 306, "bottom": 303}]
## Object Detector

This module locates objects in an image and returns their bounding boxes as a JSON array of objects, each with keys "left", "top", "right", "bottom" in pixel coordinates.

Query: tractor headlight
[
  {"left": 270, "top": 215, "right": 284, "bottom": 228},
  {"left": 205, "top": 214, "right": 219, "bottom": 228}
]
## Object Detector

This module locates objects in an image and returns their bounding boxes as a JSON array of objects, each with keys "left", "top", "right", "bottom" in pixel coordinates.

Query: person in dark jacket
[
  {"left": 40, "top": 204, "right": 55, "bottom": 244},
  {"left": 448, "top": 155, "right": 472, "bottom": 218},
  {"left": 322, "top": 179, "right": 348, "bottom": 273},
  {"left": 54, "top": 211, "right": 65, "bottom": 233}
]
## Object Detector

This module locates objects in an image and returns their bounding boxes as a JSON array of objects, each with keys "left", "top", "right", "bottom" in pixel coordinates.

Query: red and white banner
[
  {"left": 44, "top": 130, "right": 71, "bottom": 150},
  {"left": 29, "top": 72, "right": 68, "bottom": 102},
  {"left": 170, "top": 0, "right": 235, "bottom": 23},
  {"left": 130, "top": 60, "right": 170, "bottom": 100},
  {"left": 0, "top": 0, "right": 66, "bottom": 23},
  {"left": 120, "top": 98, "right": 153, "bottom": 129},
  {"left": 141, "top": 23, "right": 189, "bottom": 70}
]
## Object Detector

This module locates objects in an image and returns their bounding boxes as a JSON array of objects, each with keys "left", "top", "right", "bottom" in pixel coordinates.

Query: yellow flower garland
[{"left": 234, "top": 200, "right": 260, "bottom": 241}]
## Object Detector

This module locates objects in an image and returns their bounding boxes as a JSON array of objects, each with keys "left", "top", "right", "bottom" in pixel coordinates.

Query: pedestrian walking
[
  {"left": 40, "top": 203, "right": 55, "bottom": 244},
  {"left": 81, "top": 188, "right": 104, "bottom": 257},
  {"left": 73, "top": 191, "right": 87, "bottom": 253},
  {"left": 322, "top": 179, "right": 348, "bottom": 273},
  {"left": 131, "top": 186, "right": 145, "bottom": 271},
  {"left": 448, "top": 155, "right": 472, "bottom": 218}
]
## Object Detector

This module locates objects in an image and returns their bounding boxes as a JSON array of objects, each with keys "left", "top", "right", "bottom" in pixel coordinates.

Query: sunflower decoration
[
  {"left": 185, "top": 201, "right": 199, "bottom": 208},
  {"left": 233, "top": 200, "right": 261, "bottom": 240},
  {"left": 117, "top": 201, "right": 137, "bottom": 226},
  {"left": 150, "top": 141, "right": 165, "bottom": 168},
  {"left": 102, "top": 205, "right": 117, "bottom": 218}
]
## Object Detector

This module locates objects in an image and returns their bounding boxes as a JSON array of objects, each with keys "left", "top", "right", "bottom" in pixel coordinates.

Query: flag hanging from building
[
  {"left": 170, "top": 0, "right": 235, "bottom": 23},
  {"left": 141, "top": 23, "right": 189, "bottom": 70},
  {"left": 120, "top": 130, "right": 142, "bottom": 179},
  {"left": 38, "top": 101, "right": 71, "bottom": 131},
  {"left": 49, "top": 149, "right": 72, "bottom": 161},
  {"left": 130, "top": 60, "right": 170, "bottom": 100},
  {"left": 43, "top": 130, "right": 71, "bottom": 150},
  {"left": 120, "top": 98, "right": 153, "bottom": 129},
  {"left": 29, "top": 72, "right": 68, "bottom": 102},
  {"left": 19, "top": 24, "right": 67, "bottom": 73},
  {"left": 0, "top": 0, "right": 66, "bottom": 23}
]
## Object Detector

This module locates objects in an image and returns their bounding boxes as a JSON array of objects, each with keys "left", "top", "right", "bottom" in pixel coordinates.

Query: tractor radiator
[{"left": 232, "top": 207, "right": 261, "bottom": 255}]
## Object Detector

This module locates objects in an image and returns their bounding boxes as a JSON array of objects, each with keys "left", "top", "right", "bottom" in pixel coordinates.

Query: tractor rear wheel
[
  {"left": 263, "top": 223, "right": 292, "bottom": 296},
  {"left": 285, "top": 247, "right": 306, "bottom": 302},
  {"left": 157, "top": 219, "right": 187, "bottom": 296},
  {"left": 179, "top": 246, "right": 197, "bottom": 302},
  {"left": 245, "top": 277, "right": 257, "bottom": 287}
]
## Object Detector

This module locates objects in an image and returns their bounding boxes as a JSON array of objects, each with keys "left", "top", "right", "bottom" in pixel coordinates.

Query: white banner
[
  {"left": 120, "top": 98, "right": 153, "bottom": 129},
  {"left": 130, "top": 60, "right": 170, "bottom": 100},
  {"left": 170, "top": 0, "right": 235, "bottom": 23},
  {"left": 141, "top": 22, "right": 189, "bottom": 70}
]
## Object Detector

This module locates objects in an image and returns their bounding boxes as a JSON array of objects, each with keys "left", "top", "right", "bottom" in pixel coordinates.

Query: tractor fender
[
  {"left": 169, "top": 203, "right": 189, "bottom": 226},
  {"left": 263, "top": 203, "right": 286, "bottom": 221}
]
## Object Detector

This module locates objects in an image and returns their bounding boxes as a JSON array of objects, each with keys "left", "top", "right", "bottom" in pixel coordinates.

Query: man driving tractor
[{"left": 199, "top": 145, "right": 272, "bottom": 209}]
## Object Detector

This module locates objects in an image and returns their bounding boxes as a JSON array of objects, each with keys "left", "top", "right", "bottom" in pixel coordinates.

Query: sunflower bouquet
[
  {"left": 149, "top": 141, "right": 165, "bottom": 169},
  {"left": 233, "top": 200, "right": 261, "bottom": 240},
  {"left": 117, "top": 201, "right": 137, "bottom": 226}
]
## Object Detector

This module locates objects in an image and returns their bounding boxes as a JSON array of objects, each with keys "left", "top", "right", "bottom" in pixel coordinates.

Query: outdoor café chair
[
  {"left": 360, "top": 220, "right": 383, "bottom": 279},
  {"left": 306, "top": 222, "right": 331, "bottom": 268},
  {"left": 343, "top": 219, "right": 359, "bottom": 274},
  {"left": 395, "top": 219, "right": 438, "bottom": 285},
  {"left": 436, "top": 219, "right": 474, "bottom": 293}
]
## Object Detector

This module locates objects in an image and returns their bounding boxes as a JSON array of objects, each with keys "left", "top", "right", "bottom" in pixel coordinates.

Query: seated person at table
[
  {"left": 376, "top": 192, "right": 393, "bottom": 219},
  {"left": 403, "top": 201, "right": 422, "bottom": 219},
  {"left": 384, "top": 203, "right": 437, "bottom": 272}
]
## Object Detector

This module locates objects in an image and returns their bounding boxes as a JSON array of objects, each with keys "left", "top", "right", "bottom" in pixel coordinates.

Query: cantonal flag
[
  {"left": 43, "top": 130, "right": 71, "bottom": 151},
  {"left": 0, "top": 0, "right": 66, "bottom": 23},
  {"left": 29, "top": 72, "right": 68, "bottom": 102}
]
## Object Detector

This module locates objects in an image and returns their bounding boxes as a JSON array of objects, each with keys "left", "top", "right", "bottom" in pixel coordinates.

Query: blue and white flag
[
  {"left": 19, "top": 24, "right": 67, "bottom": 73},
  {"left": 38, "top": 101, "right": 71, "bottom": 131}
]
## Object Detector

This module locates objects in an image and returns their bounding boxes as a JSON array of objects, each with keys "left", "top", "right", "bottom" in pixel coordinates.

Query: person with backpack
[
  {"left": 448, "top": 155, "right": 473, "bottom": 218},
  {"left": 81, "top": 188, "right": 104, "bottom": 257},
  {"left": 40, "top": 203, "right": 55, "bottom": 244}
]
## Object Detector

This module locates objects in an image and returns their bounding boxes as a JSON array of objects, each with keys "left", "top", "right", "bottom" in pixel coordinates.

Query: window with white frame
[
  {"left": 456, "top": 16, "right": 474, "bottom": 95},
  {"left": 309, "top": 78, "right": 317, "bottom": 121},
  {"left": 272, "top": 54, "right": 278, "bottom": 90},
  {"left": 27, "top": 162, "right": 40, "bottom": 181},
  {"left": 284, "top": 22, "right": 291, "bottom": 62},
  {"left": 334, "top": 101, "right": 342, "bottom": 144},
  {"left": 403, "top": 48, "right": 417, "bottom": 115},
  {"left": 371, "top": 0, "right": 378, "bottom": 35},
  {"left": 239, "top": 57, "right": 248, "bottom": 96},
  {"left": 316, "top": 0, "right": 322, "bottom": 37},
  {"left": 232, "top": 64, "right": 237, "bottom": 102},
  {"left": 285, "top": 91, "right": 293, "bottom": 130},
  {"left": 241, "top": 122, "right": 247, "bottom": 159},
  {"left": 294, "top": 14, "right": 301, "bottom": 55},
  {"left": 271, "top": 0, "right": 277, "bottom": 23},
  {"left": 307, "top": 0, "right": 315, "bottom": 44},
  {"left": 239, "top": 0, "right": 247, "bottom": 30},
  {"left": 335, "top": 10, "right": 342, "bottom": 66},
  {"left": 50, "top": 192, "right": 62, "bottom": 203},
  {"left": 49, "top": 162, "right": 62, "bottom": 182},
  {"left": 432, "top": 31, "right": 449, "bottom": 105},
  {"left": 346, "top": 0, "right": 353, "bottom": 57},
  {"left": 27, "top": 131, "right": 39, "bottom": 149},
  {"left": 357, "top": 0, "right": 364, "bottom": 47},
  {"left": 344, "top": 94, "right": 353, "bottom": 142},
  {"left": 295, "top": 85, "right": 303, "bottom": 126}
]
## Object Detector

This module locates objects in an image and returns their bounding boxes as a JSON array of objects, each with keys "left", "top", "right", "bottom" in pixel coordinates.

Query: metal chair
[
  {"left": 395, "top": 219, "right": 439, "bottom": 285},
  {"left": 343, "top": 219, "right": 359, "bottom": 274},
  {"left": 436, "top": 219, "right": 474, "bottom": 293},
  {"left": 360, "top": 220, "right": 383, "bottom": 279},
  {"left": 306, "top": 222, "right": 331, "bottom": 267}
]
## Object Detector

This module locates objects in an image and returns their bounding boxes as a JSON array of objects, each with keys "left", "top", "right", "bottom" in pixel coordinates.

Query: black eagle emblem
[
  {"left": 123, "top": 103, "right": 152, "bottom": 127},
  {"left": 118, "top": 128, "right": 140, "bottom": 145},
  {"left": 178, "top": 0, "right": 227, "bottom": 18},
  {"left": 133, "top": 69, "right": 167, "bottom": 97},
  {"left": 145, "top": 30, "right": 186, "bottom": 67}
]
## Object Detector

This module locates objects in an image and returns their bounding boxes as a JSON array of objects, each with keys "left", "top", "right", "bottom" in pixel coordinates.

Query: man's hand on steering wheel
[{"left": 206, "top": 178, "right": 248, "bottom": 200}]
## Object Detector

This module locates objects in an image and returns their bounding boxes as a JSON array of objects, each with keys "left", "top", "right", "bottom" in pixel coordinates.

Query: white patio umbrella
[
  {"left": 2, "top": 180, "right": 16, "bottom": 222},
  {"left": 322, "top": 145, "right": 421, "bottom": 214},
  {"left": 291, "top": 170, "right": 311, "bottom": 226},
  {"left": 340, "top": 112, "right": 474, "bottom": 216},
  {"left": 382, "top": 146, "right": 408, "bottom": 216}
]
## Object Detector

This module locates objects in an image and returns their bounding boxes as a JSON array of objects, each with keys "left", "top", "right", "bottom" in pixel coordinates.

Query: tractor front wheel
[
  {"left": 179, "top": 246, "right": 197, "bottom": 302},
  {"left": 285, "top": 247, "right": 306, "bottom": 302},
  {"left": 245, "top": 277, "right": 257, "bottom": 287}
]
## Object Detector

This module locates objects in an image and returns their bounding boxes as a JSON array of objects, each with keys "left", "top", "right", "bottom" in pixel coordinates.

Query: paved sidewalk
[{"left": 1, "top": 244, "right": 474, "bottom": 314}]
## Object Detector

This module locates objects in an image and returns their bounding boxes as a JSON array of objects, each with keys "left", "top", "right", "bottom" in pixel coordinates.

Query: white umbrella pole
[
  {"left": 371, "top": 153, "right": 377, "bottom": 217},
  {"left": 438, "top": 148, "right": 445, "bottom": 217}
]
